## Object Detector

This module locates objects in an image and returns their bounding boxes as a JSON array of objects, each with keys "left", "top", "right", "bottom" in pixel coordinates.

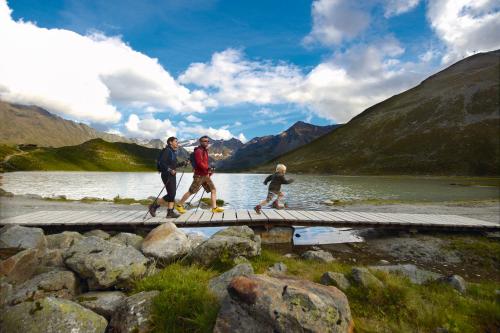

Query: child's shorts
[{"left": 266, "top": 191, "right": 282, "bottom": 202}]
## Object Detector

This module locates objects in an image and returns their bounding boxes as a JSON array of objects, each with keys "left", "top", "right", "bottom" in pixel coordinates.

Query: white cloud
[
  {"left": 427, "top": 0, "right": 500, "bottom": 63},
  {"left": 180, "top": 125, "right": 235, "bottom": 141},
  {"left": 125, "top": 114, "right": 177, "bottom": 140},
  {"left": 384, "top": 0, "right": 420, "bottom": 17},
  {"left": 237, "top": 133, "right": 247, "bottom": 143},
  {"left": 0, "top": 1, "right": 215, "bottom": 123},
  {"left": 186, "top": 114, "right": 203, "bottom": 122},
  {"left": 233, "top": 121, "right": 242, "bottom": 126},
  {"left": 303, "top": 0, "right": 370, "bottom": 46}
]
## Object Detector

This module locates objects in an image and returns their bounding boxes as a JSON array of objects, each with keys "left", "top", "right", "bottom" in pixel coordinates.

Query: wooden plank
[
  {"left": 211, "top": 211, "right": 224, "bottom": 223},
  {"left": 248, "top": 209, "right": 268, "bottom": 222},
  {"left": 82, "top": 210, "right": 120, "bottom": 224},
  {"left": 222, "top": 210, "right": 238, "bottom": 223},
  {"left": 66, "top": 211, "right": 107, "bottom": 224},
  {"left": 274, "top": 210, "right": 298, "bottom": 221},
  {"left": 287, "top": 210, "right": 313, "bottom": 221},
  {"left": 315, "top": 211, "right": 349, "bottom": 222},
  {"left": 235, "top": 209, "right": 250, "bottom": 222},
  {"left": 9, "top": 211, "right": 69, "bottom": 225},
  {"left": 342, "top": 211, "right": 382, "bottom": 222},
  {"left": 302, "top": 210, "right": 330, "bottom": 222},
  {"left": 336, "top": 211, "right": 372, "bottom": 222},
  {"left": 1, "top": 211, "right": 53, "bottom": 224},
  {"left": 120, "top": 211, "right": 146, "bottom": 223},
  {"left": 261, "top": 209, "right": 285, "bottom": 221},
  {"left": 346, "top": 211, "right": 392, "bottom": 223},
  {"left": 198, "top": 211, "right": 213, "bottom": 223},
  {"left": 31, "top": 210, "right": 81, "bottom": 225},
  {"left": 174, "top": 210, "right": 195, "bottom": 223},
  {"left": 184, "top": 210, "right": 205, "bottom": 224}
]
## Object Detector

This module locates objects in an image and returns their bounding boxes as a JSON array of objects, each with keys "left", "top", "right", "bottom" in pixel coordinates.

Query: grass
[
  {"left": 200, "top": 198, "right": 225, "bottom": 207},
  {"left": 135, "top": 248, "right": 500, "bottom": 333},
  {"left": 446, "top": 236, "right": 500, "bottom": 270}
]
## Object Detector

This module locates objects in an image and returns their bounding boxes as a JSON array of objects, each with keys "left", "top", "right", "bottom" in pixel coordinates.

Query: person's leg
[
  {"left": 148, "top": 173, "right": 170, "bottom": 217},
  {"left": 204, "top": 177, "right": 222, "bottom": 212},
  {"left": 176, "top": 176, "right": 201, "bottom": 212},
  {"left": 165, "top": 176, "right": 179, "bottom": 218},
  {"left": 255, "top": 192, "right": 275, "bottom": 214}
]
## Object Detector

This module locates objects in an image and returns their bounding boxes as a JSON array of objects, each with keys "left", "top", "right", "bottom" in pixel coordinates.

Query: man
[
  {"left": 148, "top": 137, "right": 188, "bottom": 218},
  {"left": 176, "top": 136, "right": 224, "bottom": 213}
]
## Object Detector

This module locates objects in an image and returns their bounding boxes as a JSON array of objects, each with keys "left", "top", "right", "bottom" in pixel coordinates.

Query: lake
[{"left": 2, "top": 172, "right": 498, "bottom": 244}]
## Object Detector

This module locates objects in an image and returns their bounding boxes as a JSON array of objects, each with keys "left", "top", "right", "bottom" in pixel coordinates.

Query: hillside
[
  {"left": 0, "top": 101, "right": 131, "bottom": 147},
  {"left": 1, "top": 139, "right": 162, "bottom": 172},
  {"left": 219, "top": 121, "right": 340, "bottom": 171},
  {"left": 256, "top": 50, "right": 500, "bottom": 176}
]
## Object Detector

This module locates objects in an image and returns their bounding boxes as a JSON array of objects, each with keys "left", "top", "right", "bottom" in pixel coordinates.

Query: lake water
[{"left": 2, "top": 172, "right": 498, "bottom": 244}]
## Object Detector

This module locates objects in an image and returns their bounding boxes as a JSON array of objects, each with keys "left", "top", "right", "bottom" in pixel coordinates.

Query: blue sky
[{"left": 2, "top": 0, "right": 499, "bottom": 142}]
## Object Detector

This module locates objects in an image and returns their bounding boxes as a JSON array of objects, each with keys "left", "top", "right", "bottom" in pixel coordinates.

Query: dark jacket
[
  {"left": 159, "top": 146, "right": 184, "bottom": 174},
  {"left": 194, "top": 146, "right": 210, "bottom": 176},
  {"left": 264, "top": 172, "right": 294, "bottom": 193}
]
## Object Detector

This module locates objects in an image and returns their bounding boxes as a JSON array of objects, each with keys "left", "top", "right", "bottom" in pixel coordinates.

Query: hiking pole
[
  {"left": 195, "top": 189, "right": 206, "bottom": 213},
  {"left": 176, "top": 171, "right": 184, "bottom": 191},
  {"left": 143, "top": 184, "right": 165, "bottom": 220}
]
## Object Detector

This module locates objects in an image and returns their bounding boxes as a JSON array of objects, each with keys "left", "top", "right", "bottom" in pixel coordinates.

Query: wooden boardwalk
[{"left": 0, "top": 209, "right": 498, "bottom": 231}]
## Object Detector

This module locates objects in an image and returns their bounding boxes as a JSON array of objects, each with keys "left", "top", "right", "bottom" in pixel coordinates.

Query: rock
[
  {"left": 46, "top": 231, "right": 84, "bottom": 250},
  {"left": 141, "top": 222, "right": 191, "bottom": 262},
  {"left": 440, "top": 274, "right": 467, "bottom": 294},
  {"left": 301, "top": 249, "right": 335, "bottom": 263},
  {"left": 351, "top": 267, "right": 384, "bottom": 288},
  {"left": 0, "top": 188, "right": 14, "bottom": 197},
  {"left": 76, "top": 291, "right": 127, "bottom": 319},
  {"left": 214, "top": 275, "right": 353, "bottom": 333},
  {"left": 208, "top": 263, "right": 254, "bottom": 301},
  {"left": 320, "top": 272, "right": 350, "bottom": 291},
  {"left": 255, "top": 227, "right": 294, "bottom": 244},
  {"left": 0, "top": 248, "right": 42, "bottom": 284},
  {"left": 84, "top": 229, "right": 111, "bottom": 240},
  {"left": 186, "top": 226, "right": 261, "bottom": 267},
  {"left": 108, "top": 290, "right": 159, "bottom": 333},
  {"left": 0, "top": 279, "right": 13, "bottom": 307},
  {"left": 109, "top": 233, "right": 143, "bottom": 250},
  {"left": 232, "top": 256, "right": 251, "bottom": 265},
  {"left": 369, "top": 264, "right": 442, "bottom": 285},
  {"left": 186, "top": 232, "right": 205, "bottom": 249},
  {"left": 6, "top": 270, "right": 79, "bottom": 305},
  {"left": 64, "top": 236, "right": 149, "bottom": 290},
  {"left": 267, "top": 262, "right": 287, "bottom": 275},
  {"left": 40, "top": 249, "right": 65, "bottom": 268},
  {"left": 0, "top": 225, "right": 47, "bottom": 250},
  {"left": 283, "top": 253, "right": 297, "bottom": 259},
  {"left": 0, "top": 297, "right": 107, "bottom": 333},
  {"left": 378, "top": 259, "right": 390, "bottom": 265}
]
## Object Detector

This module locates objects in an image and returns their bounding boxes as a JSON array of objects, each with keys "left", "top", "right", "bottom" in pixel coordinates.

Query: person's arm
[
  {"left": 195, "top": 148, "right": 209, "bottom": 172},
  {"left": 165, "top": 150, "right": 176, "bottom": 174},
  {"left": 176, "top": 159, "right": 188, "bottom": 168},
  {"left": 263, "top": 174, "right": 273, "bottom": 185},
  {"left": 281, "top": 175, "right": 294, "bottom": 184}
]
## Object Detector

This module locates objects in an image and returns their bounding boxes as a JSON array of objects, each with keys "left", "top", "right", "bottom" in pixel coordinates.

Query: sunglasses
[{"left": 201, "top": 140, "right": 209, "bottom": 143}]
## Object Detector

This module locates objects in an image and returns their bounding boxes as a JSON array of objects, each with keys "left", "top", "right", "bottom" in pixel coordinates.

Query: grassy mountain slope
[
  {"left": 2, "top": 139, "right": 161, "bottom": 171},
  {"left": 256, "top": 50, "right": 500, "bottom": 176},
  {"left": 0, "top": 101, "right": 131, "bottom": 147}
]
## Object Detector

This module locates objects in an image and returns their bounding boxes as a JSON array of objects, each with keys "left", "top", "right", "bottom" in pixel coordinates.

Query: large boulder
[
  {"left": 141, "top": 222, "right": 191, "bottom": 262},
  {"left": 439, "top": 274, "right": 467, "bottom": 294},
  {"left": 208, "top": 263, "right": 254, "bottom": 301},
  {"left": 320, "top": 272, "right": 351, "bottom": 291},
  {"left": 0, "top": 279, "right": 13, "bottom": 308},
  {"left": 76, "top": 291, "right": 127, "bottom": 319},
  {"left": 351, "top": 267, "right": 384, "bottom": 288},
  {"left": 0, "top": 225, "right": 47, "bottom": 250},
  {"left": 6, "top": 270, "right": 80, "bottom": 305},
  {"left": 84, "top": 230, "right": 111, "bottom": 240},
  {"left": 108, "top": 290, "right": 159, "bottom": 333},
  {"left": 0, "top": 248, "right": 42, "bottom": 284},
  {"left": 301, "top": 250, "right": 335, "bottom": 263},
  {"left": 214, "top": 275, "right": 353, "bottom": 333},
  {"left": 369, "top": 264, "right": 442, "bottom": 285},
  {"left": 64, "top": 236, "right": 149, "bottom": 290},
  {"left": 186, "top": 232, "right": 205, "bottom": 249},
  {"left": 110, "top": 233, "right": 143, "bottom": 250},
  {"left": 186, "top": 226, "right": 261, "bottom": 267},
  {"left": 46, "top": 231, "right": 84, "bottom": 250},
  {"left": 0, "top": 297, "right": 108, "bottom": 333}
]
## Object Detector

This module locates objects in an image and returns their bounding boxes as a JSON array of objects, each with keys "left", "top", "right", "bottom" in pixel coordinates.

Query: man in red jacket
[{"left": 175, "top": 136, "right": 224, "bottom": 213}]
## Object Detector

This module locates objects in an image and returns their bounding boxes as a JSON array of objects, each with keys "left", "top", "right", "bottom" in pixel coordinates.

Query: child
[{"left": 254, "top": 164, "right": 294, "bottom": 214}]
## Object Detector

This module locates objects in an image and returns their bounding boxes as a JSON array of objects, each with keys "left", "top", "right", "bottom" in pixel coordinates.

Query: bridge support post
[{"left": 251, "top": 226, "right": 294, "bottom": 244}]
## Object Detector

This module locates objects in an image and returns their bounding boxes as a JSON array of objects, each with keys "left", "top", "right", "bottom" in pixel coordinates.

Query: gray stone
[
  {"left": 186, "top": 232, "right": 205, "bottom": 249},
  {"left": 108, "top": 290, "right": 159, "bottom": 333},
  {"left": 267, "top": 262, "right": 287, "bottom": 275},
  {"left": 76, "top": 291, "right": 127, "bottom": 319},
  {"left": 46, "top": 231, "right": 84, "bottom": 250},
  {"left": 369, "top": 264, "right": 442, "bottom": 285},
  {"left": 0, "top": 248, "right": 42, "bottom": 284},
  {"left": 84, "top": 229, "right": 111, "bottom": 240},
  {"left": 378, "top": 259, "right": 390, "bottom": 265},
  {"left": 440, "top": 274, "right": 467, "bottom": 294},
  {"left": 0, "top": 225, "right": 47, "bottom": 250},
  {"left": 256, "top": 227, "right": 294, "bottom": 244},
  {"left": 64, "top": 236, "right": 149, "bottom": 290},
  {"left": 109, "top": 233, "right": 143, "bottom": 250},
  {"left": 186, "top": 226, "right": 261, "bottom": 267},
  {"left": 208, "top": 263, "right": 254, "bottom": 301},
  {"left": 0, "top": 297, "right": 107, "bottom": 333},
  {"left": 0, "top": 279, "right": 13, "bottom": 308},
  {"left": 320, "top": 272, "right": 350, "bottom": 291},
  {"left": 141, "top": 222, "right": 191, "bottom": 262},
  {"left": 214, "top": 274, "right": 353, "bottom": 333},
  {"left": 40, "top": 249, "right": 65, "bottom": 268},
  {"left": 283, "top": 253, "right": 297, "bottom": 259},
  {"left": 7, "top": 270, "right": 79, "bottom": 305},
  {"left": 351, "top": 267, "right": 384, "bottom": 288},
  {"left": 301, "top": 249, "right": 335, "bottom": 263}
]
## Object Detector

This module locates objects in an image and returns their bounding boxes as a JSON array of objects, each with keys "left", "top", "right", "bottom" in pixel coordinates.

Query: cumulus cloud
[
  {"left": 125, "top": 114, "right": 177, "bottom": 140},
  {"left": 384, "top": 0, "right": 420, "bottom": 17},
  {"left": 186, "top": 114, "right": 203, "bottom": 122},
  {"left": 0, "top": 1, "right": 215, "bottom": 123},
  {"left": 237, "top": 133, "right": 247, "bottom": 143},
  {"left": 303, "top": 0, "right": 370, "bottom": 46},
  {"left": 427, "top": 0, "right": 500, "bottom": 63}
]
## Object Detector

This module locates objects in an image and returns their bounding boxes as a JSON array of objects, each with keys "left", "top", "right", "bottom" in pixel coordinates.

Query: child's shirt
[{"left": 264, "top": 172, "right": 294, "bottom": 193}]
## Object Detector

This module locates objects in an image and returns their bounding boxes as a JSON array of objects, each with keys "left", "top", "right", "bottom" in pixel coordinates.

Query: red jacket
[{"left": 194, "top": 146, "right": 210, "bottom": 176}]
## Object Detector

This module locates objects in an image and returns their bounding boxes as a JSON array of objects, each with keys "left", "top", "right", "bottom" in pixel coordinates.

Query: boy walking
[{"left": 254, "top": 164, "right": 294, "bottom": 214}]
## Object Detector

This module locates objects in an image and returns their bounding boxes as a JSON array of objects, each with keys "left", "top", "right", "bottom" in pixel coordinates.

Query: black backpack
[
  {"left": 189, "top": 147, "right": 198, "bottom": 169},
  {"left": 156, "top": 148, "right": 168, "bottom": 173}
]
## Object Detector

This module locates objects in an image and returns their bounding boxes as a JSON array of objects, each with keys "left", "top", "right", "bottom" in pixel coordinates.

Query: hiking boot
[
  {"left": 175, "top": 203, "right": 186, "bottom": 214},
  {"left": 166, "top": 209, "right": 180, "bottom": 219},
  {"left": 254, "top": 205, "right": 262, "bottom": 214},
  {"left": 148, "top": 203, "right": 160, "bottom": 217},
  {"left": 211, "top": 207, "right": 224, "bottom": 213}
]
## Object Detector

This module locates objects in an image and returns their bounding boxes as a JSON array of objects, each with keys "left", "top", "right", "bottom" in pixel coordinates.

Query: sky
[{"left": 1, "top": 0, "right": 499, "bottom": 142}]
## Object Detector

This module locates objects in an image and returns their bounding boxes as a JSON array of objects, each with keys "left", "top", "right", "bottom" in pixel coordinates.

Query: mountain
[
  {"left": 0, "top": 101, "right": 131, "bottom": 147},
  {"left": 256, "top": 50, "right": 500, "bottom": 176},
  {"left": 1, "top": 138, "right": 161, "bottom": 171},
  {"left": 179, "top": 137, "right": 244, "bottom": 162},
  {"left": 218, "top": 121, "right": 341, "bottom": 171}
]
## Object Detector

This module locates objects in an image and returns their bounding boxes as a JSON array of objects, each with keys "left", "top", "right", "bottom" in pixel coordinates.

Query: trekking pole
[
  {"left": 176, "top": 171, "right": 184, "bottom": 191},
  {"left": 195, "top": 189, "right": 206, "bottom": 213},
  {"left": 143, "top": 184, "right": 165, "bottom": 220}
]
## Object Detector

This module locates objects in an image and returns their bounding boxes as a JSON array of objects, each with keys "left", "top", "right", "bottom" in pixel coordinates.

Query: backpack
[
  {"left": 189, "top": 147, "right": 198, "bottom": 169},
  {"left": 156, "top": 148, "right": 166, "bottom": 173}
]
